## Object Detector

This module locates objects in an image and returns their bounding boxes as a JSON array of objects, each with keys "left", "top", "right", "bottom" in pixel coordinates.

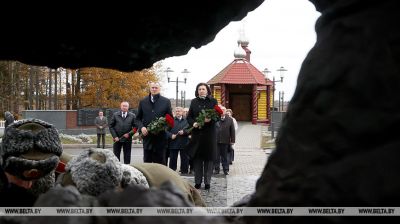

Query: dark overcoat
[
  {"left": 186, "top": 96, "right": 218, "bottom": 161},
  {"left": 216, "top": 116, "right": 235, "bottom": 144},
  {"left": 136, "top": 94, "right": 173, "bottom": 151}
]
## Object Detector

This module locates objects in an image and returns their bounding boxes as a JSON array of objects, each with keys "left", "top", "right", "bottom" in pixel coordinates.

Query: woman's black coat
[{"left": 186, "top": 96, "right": 218, "bottom": 161}]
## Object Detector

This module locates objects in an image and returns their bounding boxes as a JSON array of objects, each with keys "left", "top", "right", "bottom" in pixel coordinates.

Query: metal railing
[{"left": 0, "top": 120, "right": 20, "bottom": 128}]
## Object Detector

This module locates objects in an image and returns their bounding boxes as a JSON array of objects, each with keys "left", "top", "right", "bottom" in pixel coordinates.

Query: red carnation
[
  {"left": 129, "top": 127, "right": 138, "bottom": 137},
  {"left": 214, "top": 105, "right": 223, "bottom": 116},
  {"left": 56, "top": 161, "right": 66, "bottom": 173},
  {"left": 165, "top": 114, "right": 174, "bottom": 128}
]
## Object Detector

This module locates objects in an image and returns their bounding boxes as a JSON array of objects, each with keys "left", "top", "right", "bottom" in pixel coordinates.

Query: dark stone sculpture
[
  {"left": 246, "top": 0, "right": 400, "bottom": 223},
  {"left": 2, "top": 0, "right": 400, "bottom": 223},
  {"left": 0, "top": 1, "right": 263, "bottom": 72}
]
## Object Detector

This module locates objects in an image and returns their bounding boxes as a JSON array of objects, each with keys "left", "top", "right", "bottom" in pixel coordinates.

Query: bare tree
[
  {"left": 29, "top": 66, "right": 34, "bottom": 109},
  {"left": 66, "top": 69, "right": 71, "bottom": 110},
  {"left": 35, "top": 67, "right": 40, "bottom": 109},
  {"left": 53, "top": 69, "right": 58, "bottom": 110},
  {"left": 48, "top": 68, "right": 52, "bottom": 110}
]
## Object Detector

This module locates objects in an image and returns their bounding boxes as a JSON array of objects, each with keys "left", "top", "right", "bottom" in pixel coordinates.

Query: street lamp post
[
  {"left": 167, "top": 68, "right": 189, "bottom": 107},
  {"left": 263, "top": 67, "right": 286, "bottom": 138},
  {"left": 275, "top": 66, "right": 286, "bottom": 111},
  {"left": 278, "top": 91, "right": 281, "bottom": 112},
  {"left": 181, "top": 90, "right": 186, "bottom": 107},
  {"left": 263, "top": 67, "right": 286, "bottom": 111}
]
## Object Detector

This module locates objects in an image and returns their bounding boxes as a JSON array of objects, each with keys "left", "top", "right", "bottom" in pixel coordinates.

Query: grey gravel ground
[{"left": 180, "top": 175, "right": 259, "bottom": 207}]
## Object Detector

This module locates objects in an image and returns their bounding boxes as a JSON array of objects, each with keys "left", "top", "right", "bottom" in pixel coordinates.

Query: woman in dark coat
[{"left": 186, "top": 83, "right": 218, "bottom": 190}]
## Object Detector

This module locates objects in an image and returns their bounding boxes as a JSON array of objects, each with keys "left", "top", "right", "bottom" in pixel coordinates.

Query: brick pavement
[
  {"left": 226, "top": 122, "right": 268, "bottom": 205},
  {"left": 172, "top": 122, "right": 269, "bottom": 206},
  {"left": 230, "top": 122, "right": 267, "bottom": 176}
]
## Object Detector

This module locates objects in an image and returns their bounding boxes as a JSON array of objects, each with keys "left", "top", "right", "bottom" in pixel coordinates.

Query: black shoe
[
  {"left": 97, "top": 146, "right": 100, "bottom": 148},
  {"left": 194, "top": 184, "right": 201, "bottom": 189},
  {"left": 224, "top": 171, "right": 229, "bottom": 175},
  {"left": 205, "top": 184, "right": 210, "bottom": 190},
  {"left": 214, "top": 170, "right": 220, "bottom": 175}
]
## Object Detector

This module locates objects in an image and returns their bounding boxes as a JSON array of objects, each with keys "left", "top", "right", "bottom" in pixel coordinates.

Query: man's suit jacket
[
  {"left": 109, "top": 111, "right": 136, "bottom": 142},
  {"left": 95, "top": 116, "right": 108, "bottom": 134}
]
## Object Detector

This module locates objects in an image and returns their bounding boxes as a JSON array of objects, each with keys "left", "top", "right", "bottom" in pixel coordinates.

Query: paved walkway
[
  {"left": 63, "top": 122, "right": 270, "bottom": 207},
  {"left": 186, "top": 122, "right": 269, "bottom": 206}
]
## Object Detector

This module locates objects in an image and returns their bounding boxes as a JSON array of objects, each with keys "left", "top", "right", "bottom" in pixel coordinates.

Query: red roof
[{"left": 207, "top": 59, "right": 268, "bottom": 85}]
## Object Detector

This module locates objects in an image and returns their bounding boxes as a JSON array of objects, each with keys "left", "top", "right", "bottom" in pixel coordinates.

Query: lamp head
[
  {"left": 181, "top": 68, "right": 190, "bottom": 83},
  {"left": 165, "top": 67, "right": 174, "bottom": 82},
  {"left": 277, "top": 66, "right": 287, "bottom": 82}
]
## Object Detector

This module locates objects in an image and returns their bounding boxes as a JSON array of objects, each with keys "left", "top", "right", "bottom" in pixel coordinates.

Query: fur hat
[
  {"left": 61, "top": 148, "right": 149, "bottom": 197},
  {"left": 1, "top": 119, "right": 62, "bottom": 181},
  {"left": 121, "top": 164, "right": 149, "bottom": 188},
  {"left": 64, "top": 148, "right": 122, "bottom": 196}
]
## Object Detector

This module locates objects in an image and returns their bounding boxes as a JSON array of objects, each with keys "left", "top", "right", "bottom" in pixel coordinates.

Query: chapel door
[{"left": 230, "top": 94, "right": 251, "bottom": 121}]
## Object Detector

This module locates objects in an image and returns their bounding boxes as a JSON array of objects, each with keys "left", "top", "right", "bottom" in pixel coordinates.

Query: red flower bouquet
[
  {"left": 142, "top": 114, "right": 174, "bottom": 136},
  {"left": 213, "top": 105, "right": 223, "bottom": 116},
  {"left": 188, "top": 105, "right": 223, "bottom": 132}
]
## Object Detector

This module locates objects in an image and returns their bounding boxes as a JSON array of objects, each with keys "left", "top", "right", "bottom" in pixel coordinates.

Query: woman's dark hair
[{"left": 195, "top": 83, "right": 211, "bottom": 97}]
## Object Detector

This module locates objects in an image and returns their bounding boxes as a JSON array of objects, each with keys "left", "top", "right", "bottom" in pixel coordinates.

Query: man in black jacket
[
  {"left": 166, "top": 107, "right": 190, "bottom": 172},
  {"left": 214, "top": 106, "right": 235, "bottom": 175},
  {"left": 109, "top": 101, "right": 136, "bottom": 164},
  {"left": 136, "top": 82, "right": 173, "bottom": 164}
]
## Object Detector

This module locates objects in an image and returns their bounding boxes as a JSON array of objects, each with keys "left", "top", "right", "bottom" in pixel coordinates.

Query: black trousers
[
  {"left": 113, "top": 141, "right": 132, "bottom": 164},
  {"left": 97, "top": 134, "right": 105, "bottom": 148},
  {"left": 180, "top": 148, "right": 190, "bottom": 173},
  {"left": 168, "top": 148, "right": 190, "bottom": 172},
  {"left": 193, "top": 159, "right": 213, "bottom": 185},
  {"left": 143, "top": 148, "right": 166, "bottom": 165},
  {"left": 214, "top": 143, "right": 229, "bottom": 172}
]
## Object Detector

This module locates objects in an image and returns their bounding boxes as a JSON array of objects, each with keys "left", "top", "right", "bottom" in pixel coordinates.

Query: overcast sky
[{"left": 158, "top": 0, "right": 321, "bottom": 102}]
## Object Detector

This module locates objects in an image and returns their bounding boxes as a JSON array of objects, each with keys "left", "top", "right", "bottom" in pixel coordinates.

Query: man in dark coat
[
  {"left": 166, "top": 107, "right": 190, "bottom": 173},
  {"left": 109, "top": 101, "right": 136, "bottom": 164},
  {"left": 136, "top": 82, "right": 173, "bottom": 164},
  {"left": 186, "top": 83, "right": 218, "bottom": 190},
  {"left": 214, "top": 105, "right": 235, "bottom": 175},
  {"left": 94, "top": 110, "right": 108, "bottom": 148}
]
